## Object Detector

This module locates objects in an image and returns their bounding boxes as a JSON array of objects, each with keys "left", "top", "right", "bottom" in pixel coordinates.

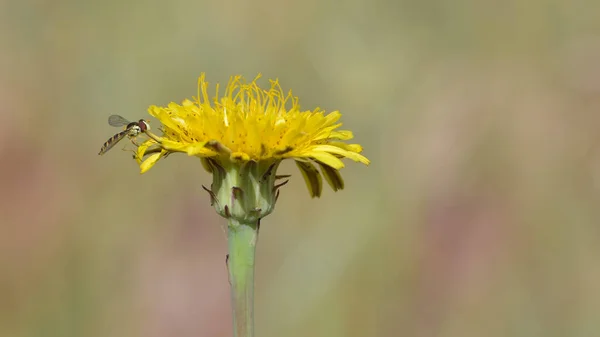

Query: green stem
[{"left": 227, "top": 219, "right": 258, "bottom": 337}]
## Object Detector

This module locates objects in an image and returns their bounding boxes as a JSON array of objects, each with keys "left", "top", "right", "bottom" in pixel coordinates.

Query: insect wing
[
  {"left": 98, "top": 130, "right": 128, "bottom": 155},
  {"left": 108, "top": 115, "right": 131, "bottom": 127}
]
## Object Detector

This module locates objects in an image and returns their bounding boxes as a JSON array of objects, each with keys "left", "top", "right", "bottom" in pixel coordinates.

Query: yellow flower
[
  {"left": 109, "top": 73, "right": 371, "bottom": 336},
  {"left": 138, "top": 73, "right": 369, "bottom": 202}
]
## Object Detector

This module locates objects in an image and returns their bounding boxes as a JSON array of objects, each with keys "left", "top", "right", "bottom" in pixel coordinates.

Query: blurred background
[{"left": 2, "top": 0, "right": 600, "bottom": 336}]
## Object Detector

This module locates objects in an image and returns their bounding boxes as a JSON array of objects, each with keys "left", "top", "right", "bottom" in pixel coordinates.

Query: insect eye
[{"left": 139, "top": 120, "right": 149, "bottom": 131}]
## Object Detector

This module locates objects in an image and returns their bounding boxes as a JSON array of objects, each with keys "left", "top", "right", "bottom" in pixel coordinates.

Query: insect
[{"left": 98, "top": 115, "right": 150, "bottom": 155}]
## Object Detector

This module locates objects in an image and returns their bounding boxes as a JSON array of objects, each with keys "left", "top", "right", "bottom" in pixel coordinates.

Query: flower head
[{"left": 138, "top": 73, "right": 369, "bottom": 204}]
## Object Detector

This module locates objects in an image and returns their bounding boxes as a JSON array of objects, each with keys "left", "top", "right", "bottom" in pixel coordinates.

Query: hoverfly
[{"left": 98, "top": 115, "right": 150, "bottom": 155}]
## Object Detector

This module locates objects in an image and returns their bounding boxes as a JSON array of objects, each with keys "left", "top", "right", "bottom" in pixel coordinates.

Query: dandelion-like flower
[
  {"left": 139, "top": 73, "right": 369, "bottom": 220},
  {"left": 110, "top": 73, "right": 369, "bottom": 337}
]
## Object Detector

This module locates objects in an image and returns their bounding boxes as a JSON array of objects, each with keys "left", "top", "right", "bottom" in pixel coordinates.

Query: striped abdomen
[{"left": 98, "top": 130, "right": 128, "bottom": 155}]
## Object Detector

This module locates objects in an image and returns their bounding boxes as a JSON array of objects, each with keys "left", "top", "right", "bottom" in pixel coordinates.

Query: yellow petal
[
  {"left": 307, "top": 151, "right": 345, "bottom": 170},
  {"left": 327, "top": 142, "right": 363, "bottom": 153},
  {"left": 311, "top": 144, "right": 370, "bottom": 165},
  {"left": 135, "top": 140, "right": 153, "bottom": 164},
  {"left": 326, "top": 130, "right": 354, "bottom": 141},
  {"left": 185, "top": 142, "right": 218, "bottom": 156},
  {"left": 322, "top": 111, "right": 342, "bottom": 126},
  {"left": 140, "top": 152, "right": 162, "bottom": 174},
  {"left": 160, "top": 139, "right": 190, "bottom": 152}
]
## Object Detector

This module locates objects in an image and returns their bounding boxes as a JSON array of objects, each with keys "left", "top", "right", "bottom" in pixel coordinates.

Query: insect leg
[{"left": 129, "top": 137, "right": 140, "bottom": 147}]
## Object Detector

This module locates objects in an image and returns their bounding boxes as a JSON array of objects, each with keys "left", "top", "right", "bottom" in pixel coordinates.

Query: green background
[{"left": 2, "top": 0, "right": 600, "bottom": 336}]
